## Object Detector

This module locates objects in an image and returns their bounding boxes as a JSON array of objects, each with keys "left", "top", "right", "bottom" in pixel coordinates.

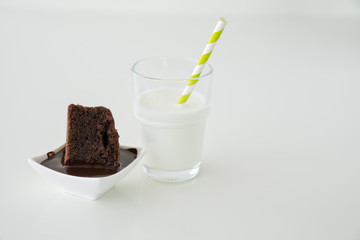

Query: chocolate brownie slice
[{"left": 64, "top": 104, "right": 120, "bottom": 167}]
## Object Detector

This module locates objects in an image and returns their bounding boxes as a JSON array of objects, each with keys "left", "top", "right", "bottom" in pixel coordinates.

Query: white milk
[{"left": 134, "top": 88, "right": 209, "bottom": 171}]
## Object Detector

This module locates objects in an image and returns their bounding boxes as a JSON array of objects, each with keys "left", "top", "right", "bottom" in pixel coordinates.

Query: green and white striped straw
[{"left": 177, "top": 17, "right": 227, "bottom": 104}]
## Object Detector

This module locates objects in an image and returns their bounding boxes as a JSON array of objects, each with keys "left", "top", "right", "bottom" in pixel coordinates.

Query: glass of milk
[{"left": 131, "top": 56, "right": 213, "bottom": 182}]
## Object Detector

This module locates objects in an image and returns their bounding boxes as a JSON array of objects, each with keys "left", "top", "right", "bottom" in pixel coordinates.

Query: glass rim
[{"left": 131, "top": 56, "right": 213, "bottom": 82}]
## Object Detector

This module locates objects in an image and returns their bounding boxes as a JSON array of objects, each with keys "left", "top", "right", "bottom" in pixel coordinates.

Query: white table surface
[{"left": 1, "top": 8, "right": 360, "bottom": 240}]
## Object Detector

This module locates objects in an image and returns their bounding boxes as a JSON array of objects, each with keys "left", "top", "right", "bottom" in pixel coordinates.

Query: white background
[
  {"left": 2, "top": 0, "right": 360, "bottom": 16},
  {"left": 1, "top": 1, "right": 360, "bottom": 239}
]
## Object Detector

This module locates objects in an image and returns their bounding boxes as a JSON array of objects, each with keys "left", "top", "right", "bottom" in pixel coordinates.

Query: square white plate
[{"left": 28, "top": 144, "right": 145, "bottom": 200}]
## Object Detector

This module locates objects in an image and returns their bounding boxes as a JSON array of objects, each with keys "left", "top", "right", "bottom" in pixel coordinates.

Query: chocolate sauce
[{"left": 41, "top": 147, "right": 137, "bottom": 177}]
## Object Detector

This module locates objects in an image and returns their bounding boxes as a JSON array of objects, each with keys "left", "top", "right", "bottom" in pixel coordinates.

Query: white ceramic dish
[{"left": 28, "top": 143, "right": 145, "bottom": 200}]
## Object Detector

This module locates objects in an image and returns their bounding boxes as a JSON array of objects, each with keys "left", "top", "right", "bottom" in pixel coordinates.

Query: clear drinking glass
[{"left": 131, "top": 56, "right": 213, "bottom": 182}]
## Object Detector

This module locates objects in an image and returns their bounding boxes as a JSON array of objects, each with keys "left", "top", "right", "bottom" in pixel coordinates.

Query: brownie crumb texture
[{"left": 64, "top": 104, "right": 120, "bottom": 167}]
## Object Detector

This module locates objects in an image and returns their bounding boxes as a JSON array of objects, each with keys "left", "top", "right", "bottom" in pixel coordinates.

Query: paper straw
[{"left": 177, "top": 17, "right": 227, "bottom": 104}]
